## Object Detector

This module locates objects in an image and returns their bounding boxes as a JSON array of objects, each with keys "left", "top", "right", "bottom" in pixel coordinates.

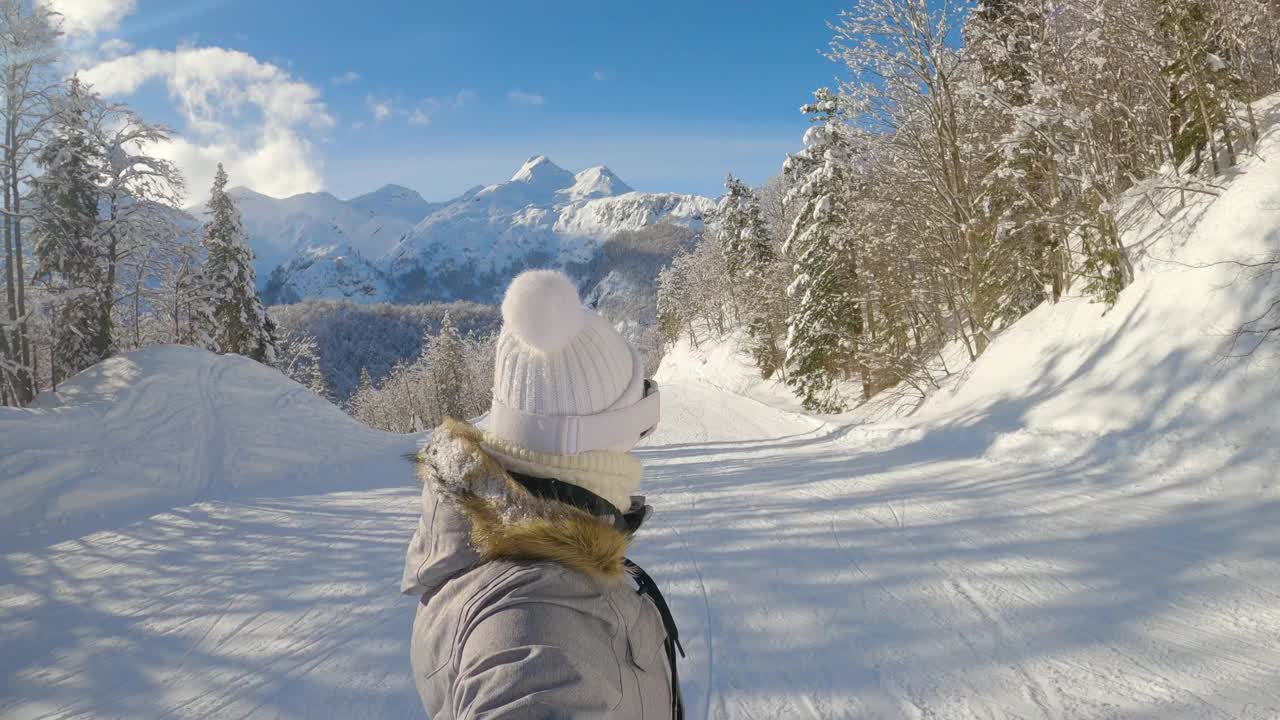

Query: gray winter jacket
[{"left": 401, "top": 419, "right": 678, "bottom": 720}]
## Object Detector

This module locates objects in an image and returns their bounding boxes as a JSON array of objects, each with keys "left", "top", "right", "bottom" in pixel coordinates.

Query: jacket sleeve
[{"left": 452, "top": 601, "right": 624, "bottom": 719}]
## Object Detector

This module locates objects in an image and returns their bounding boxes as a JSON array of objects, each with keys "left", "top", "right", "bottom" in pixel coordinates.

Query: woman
[{"left": 402, "top": 270, "right": 683, "bottom": 719}]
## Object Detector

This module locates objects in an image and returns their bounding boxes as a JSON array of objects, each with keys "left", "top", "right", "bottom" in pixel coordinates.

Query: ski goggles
[{"left": 487, "top": 377, "right": 661, "bottom": 456}]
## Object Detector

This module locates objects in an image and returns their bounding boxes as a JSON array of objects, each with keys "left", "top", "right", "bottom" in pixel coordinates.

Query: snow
[
  {"left": 230, "top": 156, "right": 712, "bottom": 305},
  {"left": 195, "top": 185, "right": 438, "bottom": 303},
  {"left": 0, "top": 345, "right": 415, "bottom": 537},
  {"left": 657, "top": 329, "right": 810, "bottom": 415},
  {"left": 266, "top": 245, "right": 391, "bottom": 304},
  {"left": 508, "top": 154, "right": 576, "bottom": 188},
  {"left": 560, "top": 165, "right": 632, "bottom": 201},
  {"left": 4, "top": 117, "right": 1280, "bottom": 718},
  {"left": 384, "top": 157, "right": 714, "bottom": 302}
]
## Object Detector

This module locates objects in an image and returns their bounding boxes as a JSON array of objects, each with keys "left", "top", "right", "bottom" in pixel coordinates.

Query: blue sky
[{"left": 63, "top": 0, "right": 851, "bottom": 201}]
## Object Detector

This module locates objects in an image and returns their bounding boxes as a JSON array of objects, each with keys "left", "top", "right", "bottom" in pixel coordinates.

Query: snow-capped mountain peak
[
  {"left": 229, "top": 157, "right": 714, "bottom": 305},
  {"left": 561, "top": 165, "right": 632, "bottom": 201},
  {"left": 351, "top": 183, "right": 427, "bottom": 206},
  {"left": 385, "top": 159, "right": 713, "bottom": 303},
  {"left": 509, "top": 155, "right": 575, "bottom": 187}
]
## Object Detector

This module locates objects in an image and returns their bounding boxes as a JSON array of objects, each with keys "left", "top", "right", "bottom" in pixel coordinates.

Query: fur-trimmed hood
[{"left": 401, "top": 419, "right": 634, "bottom": 598}]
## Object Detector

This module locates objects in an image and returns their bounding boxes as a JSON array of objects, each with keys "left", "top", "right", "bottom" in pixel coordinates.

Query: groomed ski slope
[
  {"left": 4, "top": 108, "right": 1280, "bottom": 720},
  {"left": 2, "top": 356, "right": 1277, "bottom": 719}
]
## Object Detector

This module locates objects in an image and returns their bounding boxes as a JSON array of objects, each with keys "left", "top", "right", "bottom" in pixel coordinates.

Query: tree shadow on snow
[
  {"left": 0, "top": 487, "right": 426, "bottom": 719},
  {"left": 629, "top": 278, "right": 1280, "bottom": 717}
]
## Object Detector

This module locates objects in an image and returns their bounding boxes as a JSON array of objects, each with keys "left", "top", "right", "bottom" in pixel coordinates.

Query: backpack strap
[{"left": 625, "top": 558, "right": 686, "bottom": 720}]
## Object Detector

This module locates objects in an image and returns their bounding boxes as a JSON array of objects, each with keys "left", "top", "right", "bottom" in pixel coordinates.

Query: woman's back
[{"left": 403, "top": 419, "right": 676, "bottom": 720}]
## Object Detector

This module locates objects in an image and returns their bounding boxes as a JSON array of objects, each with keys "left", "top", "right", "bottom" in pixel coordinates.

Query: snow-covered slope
[
  {"left": 639, "top": 112, "right": 1280, "bottom": 717},
  {"left": 0, "top": 345, "right": 415, "bottom": 536}
]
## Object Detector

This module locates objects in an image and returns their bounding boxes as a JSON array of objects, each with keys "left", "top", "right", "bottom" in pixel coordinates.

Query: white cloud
[
  {"left": 41, "top": 0, "right": 136, "bottom": 35},
  {"left": 97, "top": 37, "right": 132, "bottom": 58},
  {"left": 592, "top": 70, "right": 610, "bottom": 81},
  {"left": 367, "top": 96, "right": 393, "bottom": 122},
  {"left": 453, "top": 89, "right": 476, "bottom": 108},
  {"left": 80, "top": 46, "right": 334, "bottom": 199},
  {"left": 331, "top": 70, "right": 360, "bottom": 86},
  {"left": 405, "top": 91, "right": 473, "bottom": 128},
  {"left": 507, "top": 89, "right": 545, "bottom": 106}
]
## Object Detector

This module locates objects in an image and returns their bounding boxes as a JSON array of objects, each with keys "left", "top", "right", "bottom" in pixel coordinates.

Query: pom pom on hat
[{"left": 501, "top": 270, "right": 586, "bottom": 354}]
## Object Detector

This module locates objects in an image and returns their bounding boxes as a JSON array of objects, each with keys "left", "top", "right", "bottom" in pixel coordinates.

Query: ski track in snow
[{"left": 3, "top": 376, "right": 1280, "bottom": 718}]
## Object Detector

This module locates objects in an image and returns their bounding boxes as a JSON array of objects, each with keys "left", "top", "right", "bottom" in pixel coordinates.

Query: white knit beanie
[{"left": 479, "top": 270, "right": 660, "bottom": 512}]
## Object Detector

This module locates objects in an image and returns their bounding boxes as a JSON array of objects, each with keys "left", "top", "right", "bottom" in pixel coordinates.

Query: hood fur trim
[{"left": 418, "top": 419, "right": 631, "bottom": 581}]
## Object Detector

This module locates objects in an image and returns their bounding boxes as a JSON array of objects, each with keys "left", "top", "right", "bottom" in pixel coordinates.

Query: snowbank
[
  {"left": 656, "top": 329, "right": 810, "bottom": 414},
  {"left": 634, "top": 109, "right": 1280, "bottom": 718},
  {"left": 0, "top": 345, "right": 417, "bottom": 537},
  {"left": 900, "top": 116, "right": 1280, "bottom": 493}
]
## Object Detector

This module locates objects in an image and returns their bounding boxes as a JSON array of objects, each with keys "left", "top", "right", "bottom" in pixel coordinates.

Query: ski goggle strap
[{"left": 487, "top": 380, "right": 661, "bottom": 456}]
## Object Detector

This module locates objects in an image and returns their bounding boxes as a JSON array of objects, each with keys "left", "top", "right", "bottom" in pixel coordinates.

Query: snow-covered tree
[
  {"left": 963, "top": 0, "right": 1063, "bottom": 307},
  {"left": 345, "top": 315, "right": 496, "bottom": 433},
  {"left": 654, "top": 227, "right": 738, "bottom": 353},
  {"left": 30, "top": 78, "right": 108, "bottom": 387},
  {"left": 0, "top": 0, "right": 60, "bottom": 404},
  {"left": 199, "top": 164, "right": 275, "bottom": 363},
  {"left": 460, "top": 329, "right": 496, "bottom": 418},
  {"left": 89, "top": 98, "right": 186, "bottom": 350},
  {"left": 1158, "top": 0, "right": 1247, "bottom": 175},
  {"left": 830, "top": 0, "right": 1008, "bottom": 357},
  {"left": 782, "top": 89, "right": 866, "bottom": 411},
  {"left": 347, "top": 367, "right": 383, "bottom": 428},
  {"left": 718, "top": 174, "right": 774, "bottom": 285},
  {"left": 422, "top": 311, "right": 467, "bottom": 421},
  {"left": 655, "top": 252, "right": 698, "bottom": 350},
  {"left": 274, "top": 325, "right": 329, "bottom": 398},
  {"left": 756, "top": 174, "right": 793, "bottom": 250},
  {"left": 150, "top": 227, "right": 211, "bottom": 348},
  {"left": 715, "top": 174, "right": 786, "bottom": 376}
]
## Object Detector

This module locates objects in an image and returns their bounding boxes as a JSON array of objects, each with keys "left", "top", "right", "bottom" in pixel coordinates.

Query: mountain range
[{"left": 194, "top": 156, "right": 716, "bottom": 305}]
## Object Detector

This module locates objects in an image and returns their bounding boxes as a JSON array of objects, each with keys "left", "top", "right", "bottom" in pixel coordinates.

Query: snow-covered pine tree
[
  {"left": 199, "top": 164, "right": 276, "bottom": 364},
  {"left": 31, "top": 78, "right": 110, "bottom": 387},
  {"left": 782, "top": 89, "right": 865, "bottom": 412},
  {"left": 718, "top": 174, "right": 774, "bottom": 284},
  {"left": 423, "top": 311, "right": 467, "bottom": 421},
  {"left": 716, "top": 174, "right": 785, "bottom": 376},
  {"left": 1158, "top": 0, "right": 1246, "bottom": 175},
  {"left": 963, "top": 0, "right": 1063, "bottom": 309},
  {"left": 960, "top": 0, "right": 1139, "bottom": 310}
]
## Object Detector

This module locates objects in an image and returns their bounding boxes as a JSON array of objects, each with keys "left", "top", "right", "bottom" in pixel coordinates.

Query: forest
[{"left": 658, "top": 0, "right": 1280, "bottom": 411}]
